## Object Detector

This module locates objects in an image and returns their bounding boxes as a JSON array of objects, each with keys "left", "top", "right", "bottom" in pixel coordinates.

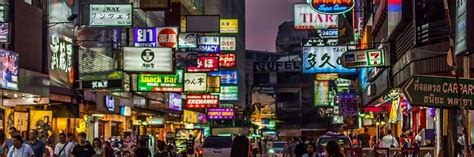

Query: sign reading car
[
  {"left": 123, "top": 47, "right": 174, "bottom": 73},
  {"left": 254, "top": 61, "right": 301, "bottom": 72},
  {"left": 402, "top": 75, "right": 474, "bottom": 108}
]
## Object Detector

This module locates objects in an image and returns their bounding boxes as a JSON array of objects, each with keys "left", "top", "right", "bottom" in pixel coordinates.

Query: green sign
[
  {"left": 402, "top": 75, "right": 474, "bottom": 108},
  {"left": 218, "top": 86, "right": 238, "bottom": 101},
  {"left": 137, "top": 69, "right": 184, "bottom": 92}
]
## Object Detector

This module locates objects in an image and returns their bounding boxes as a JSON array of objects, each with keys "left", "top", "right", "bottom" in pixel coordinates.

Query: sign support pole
[{"left": 463, "top": 55, "right": 471, "bottom": 156}]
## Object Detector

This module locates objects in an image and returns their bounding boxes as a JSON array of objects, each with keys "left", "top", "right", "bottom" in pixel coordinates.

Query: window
[{"left": 254, "top": 73, "right": 270, "bottom": 84}]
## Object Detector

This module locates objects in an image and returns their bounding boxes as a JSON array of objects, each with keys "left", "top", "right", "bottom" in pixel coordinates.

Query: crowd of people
[
  {"left": 0, "top": 127, "right": 191, "bottom": 157},
  {"left": 248, "top": 136, "right": 344, "bottom": 157}
]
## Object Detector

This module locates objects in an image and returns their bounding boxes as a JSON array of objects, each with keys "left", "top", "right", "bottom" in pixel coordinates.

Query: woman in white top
[{"left": 92, "top": 138, "right": 104, "bottom": 157}]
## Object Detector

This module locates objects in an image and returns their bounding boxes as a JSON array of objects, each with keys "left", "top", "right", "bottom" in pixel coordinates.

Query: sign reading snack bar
[{"left": 123, "top": 47, "right": 174, "bottom": 73}]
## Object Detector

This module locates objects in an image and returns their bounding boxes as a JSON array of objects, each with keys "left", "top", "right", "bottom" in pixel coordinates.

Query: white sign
[
  {"left": 294, "top": 4, "right": 338, "bottom": 30},
  {"left": 197, "top": 36, "right": 220, "bottom": 53},
  {"left": 157, "top": 27, "right": 178, "bottom": 48},
  {"left": 220, "top": 37, "right": 236, "bottom": 51},
  {"left": 184, "top": 73, "right": 207, "bottom": 92},
  {"left": 123, "top": 47, "right": 174, "bottom": 72},
  {"left": 89, "top": 4, "right": 132, "bottom": 27},
  {"left": 178, "top": 33, "right": 198, "bottom": 48}
]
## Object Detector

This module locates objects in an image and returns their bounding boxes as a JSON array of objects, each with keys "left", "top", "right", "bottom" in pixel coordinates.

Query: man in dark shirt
[
  {"left": 135, "top": 140, "right": 151, "bottom": 157},
  {"left": 294, "top": 136, "right": 307, "bottom": 157},
  {"left": 358, "top": 127, "right": 371, "bottom": 147},
  {"left": 186, "top": 135, "right": 195, "bottom": 157},
  {"left": 71, "top": 132, "right": 95, "bottom": 157},
  {"left": 26, "top": 129, "right": 46, "bottom": 157}
]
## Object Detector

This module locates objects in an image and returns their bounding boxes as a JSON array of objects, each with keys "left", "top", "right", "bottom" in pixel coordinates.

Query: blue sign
[
  {"left": 318, "top": 29, "right": 338, "bottom": 38},
  {"left": 310, "top": 0, "right": 355, "bottom": 14},
  {"left": 197, "top": 36, "right": 220, "bottom": 53},
  {"left": 302, "top": 46, "right": 356, "bottom": 73},
  {"left": 210, "top": 70, "right": 238, "bottom": 84},
  {"left": 134, "top": 28, "right": 157, "bottom": 47}
]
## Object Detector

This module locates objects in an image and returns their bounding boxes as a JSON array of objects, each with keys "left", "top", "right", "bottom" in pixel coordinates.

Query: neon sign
[{"left": 310, "top": 0, "right": 355, "bottom": 14}]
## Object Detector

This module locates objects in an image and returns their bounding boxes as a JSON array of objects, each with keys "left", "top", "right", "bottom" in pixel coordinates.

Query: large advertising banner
[
  {"left": 49, "top": 30, "right": 74, "bottom": 89},
  {"left": 251, "top": 86, "right": 276, "bottom": 117},
  {"left": 183, "top": 110, "right": 207, "bottom": 124},
  {"left": 0, "top": 49, "right": 18, "bottom": 90},
  {"left": 302, "top": 46, "right": 356, "bottom": 73},
  {"left": 89, "top": 4, "right": 132, "bottom": 27},
  {"left": 137, "top": 69, "right": 184, "bottom": 92},
  {"left": 123, "top": 47, "right": 174, "bottom": 72},
  {"left": 184, "top": 73, "right": 207, "bottom": 92},
  {"left": 294, "top": 4, "right": 338, "bottom": 30},
  {"left": 49, "top": 0, "right": 76, "bottom": 23},
  {"left": 29, "top": 110, "right": 52, "bottom": 142}
]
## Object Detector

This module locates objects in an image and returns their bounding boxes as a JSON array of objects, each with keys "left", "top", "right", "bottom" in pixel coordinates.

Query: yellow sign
[
  {"left": 220, "top": 19, "right": 238, "bottom": 33},
  {"left": 207, "top": 76, "right": 221, "bottom": 93},
  {"left": 183, "top": 110, "right": 198, "bottom": 123},
  {"left": 389, "top": 97, "right": 399, "bottom": 123}
]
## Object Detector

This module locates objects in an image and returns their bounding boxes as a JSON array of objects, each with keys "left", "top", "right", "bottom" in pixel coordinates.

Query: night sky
[{"left": 246, "top": 0, "right": 305, "bottom": 52}]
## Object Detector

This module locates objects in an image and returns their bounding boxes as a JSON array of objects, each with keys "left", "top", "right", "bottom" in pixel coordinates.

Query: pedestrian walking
[
  {"left": 92, "top": 138, "right": 104, "bottom": 157},
  {"left": 53, "top": 133, "right": 73, "bottom": 157},
  {"left": 230, "top": 135, "right": 249, "bottom": 157},
  {"left": 294, "top": 137, "right": 307, "bottom": 157},
  {"left": 7, "top": 134, "right": 34, "bottom": 157},
  {"left": 66, "top": 134, "right": 77, "bottom": 148},
  {"left": 302, "top": 143, "right": 316, "bottom": 157},
  {"left": 283, "top": 138, "right": 291, "bottom": 157},
  {"left": 154, "top": 140, "right": 166, "bottom": 157},
  {"left": 357, "top": 127, "right": 371, "bottom": 147},
  {"left": 103, "top": 141, "right": 113, "bottom": 157},
  {"left": 185, "top": 135, "right": 195, "bottom": 157},
  {"left": 325, "top": 140, "right": 344, "bottom": 157},
  {"left": 134, "top": 140, "right": 151, "bottom": 157},
  {"left": 25, "top": 130, "right": 46, "bottom": 157},
  {"left": 6, "top": 127, "right": 19, "bottom": 151},
  {"left": 122, "top": 133, "right": 135, "bottom": 157},
  {"left": 381, "top": 130, "right": 399, "bottom": 148},
  {"left": 0, "top": 129, "right": 7, "bottom": 157},
  {"left": 71, "top": 132, "right": 95, "bottom": 157}
]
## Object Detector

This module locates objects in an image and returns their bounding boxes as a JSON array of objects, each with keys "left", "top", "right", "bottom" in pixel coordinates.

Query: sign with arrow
[
  {"left": 341, "top": 49, "right": 387, "bottom": 68},
  {"left": 402, "top": 75, "right": 474, "bottom": 108}
]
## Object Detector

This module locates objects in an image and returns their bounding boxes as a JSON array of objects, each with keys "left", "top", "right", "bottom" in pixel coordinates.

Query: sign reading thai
[
  {"left": 134, "top": 28, "right": 157, "bottom": 47},
  {"left": 294, "top": 4, "right": 338, "bottom": 30},
  {"left": 157, "top": 27, "right": 178, "bottom": 48},
  {"left": 341, "top": 49, "right": 386, "bottom": 68},
  {"left": 186, "top": 56, "right": 219, "bottom": 72},
  {"left": 123, "top": 47, "right": 174, "bottom": 72},
  {"left": 184, "top": 73, "right": 207, "bottom": 92},
  {"left": 402, "top": 75, "right": 474, "bottom": 108},
  {"left": 207, "top": 108, "right": 234, "bottom": 119},
  {"left": 185, "top": 94, "right": 219, "bottom": 108},
  {"left": 302, "top": 38, "right": 339, "bottom": 47},
  {"left": 220, "top": 19, "right": 238, "bottom": 33},
  {"left": 137, "top": 69, "right": 184, "bottom": 92},
  {"left": 309, "top": 0, "right": 355, "bottom": 14},
  {"left": 89, "top": 4, "right": 132, "bottom": 27},
  {"left": 220, "top": 37, "right": 236, "bottom": 51},
  {"left": 254, "top": 61, "right": 301, "bottom": 72},
  {"left": 302, "top": 46, "right": 356, "bottom": 73},
  {"left": 197, "top": 36, "right": 220, "bottom": 53}
]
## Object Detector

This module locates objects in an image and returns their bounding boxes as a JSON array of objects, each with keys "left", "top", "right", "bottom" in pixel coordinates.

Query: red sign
[
  {"left": 157, "top": 27, "right": 178, "bottom": 48},
  {"left": 186, "top": 94, "right": 220, "bottom": 108},
  {"left": 186, "top": 56, "right": 219, "bottom": 72},
  {"left": 219, "top": 53, "right": 236, "bottom": 67}
]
